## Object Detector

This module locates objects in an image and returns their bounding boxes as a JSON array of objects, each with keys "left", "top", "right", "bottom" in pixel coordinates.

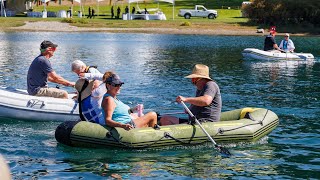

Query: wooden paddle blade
[{"left": 216, "top": 145, "right": 232, "bottom": 157}]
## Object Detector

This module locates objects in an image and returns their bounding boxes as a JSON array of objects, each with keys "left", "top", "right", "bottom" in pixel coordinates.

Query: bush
[
  {"left": 180, "top": 21, "right": 191, "bottom": 26},
  {"left": 61, "top": 18, "right": 76, "bottom": 23},
  {"left": 245, "top": 0, "right": 320, "bottom": 26},
  {"left": 77, "top": 18, "right": 89, "bottom": 24}
]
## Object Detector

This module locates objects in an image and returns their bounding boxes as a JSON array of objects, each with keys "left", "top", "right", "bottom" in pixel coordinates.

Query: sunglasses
[
  {"left": 110, "top": 83, "right": 123, "bottom": 87},
  {"left": 48, "top": 47, "right": 56, "bottom": 51}
]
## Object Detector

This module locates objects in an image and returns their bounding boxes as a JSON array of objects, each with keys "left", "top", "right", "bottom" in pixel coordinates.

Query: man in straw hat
[
  {"left": 75, "top": 78, "right": 105, "bottom": 123},
  {"left": 160, "top": 64, "right": 222, "bottom": 125}
]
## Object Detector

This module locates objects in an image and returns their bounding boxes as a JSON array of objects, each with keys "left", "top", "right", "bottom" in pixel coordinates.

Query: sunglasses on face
[
  {"left": 110, "top": 83, "right": 123, "bottom": 87},
  {"left": 48, "top": 47, "right": 56, "bottom": 51}
]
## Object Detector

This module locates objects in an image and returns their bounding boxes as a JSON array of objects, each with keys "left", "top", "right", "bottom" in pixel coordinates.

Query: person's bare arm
[
  {"left": 176, "top": 95, "right": 213, "bottom": 106},
  {"left": 273, "top": 43, "right": 280, "bottom": 50},
  {"left": 48, "top": 71, "right": 75, "bottom": 87}
]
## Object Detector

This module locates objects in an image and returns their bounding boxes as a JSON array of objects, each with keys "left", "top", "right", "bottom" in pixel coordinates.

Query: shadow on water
[{"left": 54, "top": 137, "right": 272, "bottom": 179}]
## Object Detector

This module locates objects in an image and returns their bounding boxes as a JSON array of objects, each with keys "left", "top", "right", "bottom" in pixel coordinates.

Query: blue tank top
[{"left": 102, "top": 93, "right": 132, "bottom": 124}]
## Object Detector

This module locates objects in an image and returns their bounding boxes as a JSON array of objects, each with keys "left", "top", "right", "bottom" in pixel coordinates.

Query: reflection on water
[{"left": 0, "top": 32, "right": 319, "bottom": 179}]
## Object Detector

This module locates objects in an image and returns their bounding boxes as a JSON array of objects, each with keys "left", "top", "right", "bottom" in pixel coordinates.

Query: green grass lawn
[
  {"left": 1, "top": 0, "right": 318, "bottom": 34},
  {"left": 0, "top": 1, "right": 251, "bottom": 30}
]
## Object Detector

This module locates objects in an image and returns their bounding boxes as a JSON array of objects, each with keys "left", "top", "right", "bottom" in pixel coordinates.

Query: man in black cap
[{"left": 27, "top": 40, "right": 75, "bottom": 99}]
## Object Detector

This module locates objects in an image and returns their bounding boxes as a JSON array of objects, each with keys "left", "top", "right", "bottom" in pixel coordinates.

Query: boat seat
[
  {"left": 240, "top": 107, "right": 261, "bottom": 120},
  {"left": 240, "top": 108, "right": 260, "bottom": 119},
  {"left": 220, "top": 108, "right": 261, "bottom": 121},
  {"left": 5, "top": 87, "right": 28, "bottom": 95}
]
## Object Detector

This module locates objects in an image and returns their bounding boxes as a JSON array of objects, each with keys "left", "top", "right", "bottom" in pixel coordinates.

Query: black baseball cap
[
  {"left": 105, "top": 74, "right": 124, "bottom": 85},
  {"left": 40, "top": 40, "right": 58, "bottom": 49}
]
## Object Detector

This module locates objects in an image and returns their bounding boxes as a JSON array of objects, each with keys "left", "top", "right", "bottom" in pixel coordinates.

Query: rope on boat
[
  {"left": 217, "top": 110, "right": 269, "bottom": 135},
  {"left": 105, "top": 130, "right": 196, "bottom": 148},
  {"left": 163, "top": 132, "right": 195, "bottom": 145},
  {"left": 106, "top": 131, "right": 170, "bottom": 148}
]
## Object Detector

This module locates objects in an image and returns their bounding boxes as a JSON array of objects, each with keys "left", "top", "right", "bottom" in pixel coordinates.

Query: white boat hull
[
  {"left": 0, "top": 87, "right": 79, "bottom": 121},
  {"left": 242, "top": 48, "right": 314, "bottom": 61}
]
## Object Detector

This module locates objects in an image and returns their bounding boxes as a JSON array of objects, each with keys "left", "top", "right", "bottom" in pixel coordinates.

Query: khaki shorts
[{"left": 35, "top": 87, "right": 67, "bottom": 98}]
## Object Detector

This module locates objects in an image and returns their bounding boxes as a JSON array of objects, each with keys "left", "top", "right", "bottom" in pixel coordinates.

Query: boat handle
[{"left": 26, "top": 99, "right": 46, "bottom": 109}]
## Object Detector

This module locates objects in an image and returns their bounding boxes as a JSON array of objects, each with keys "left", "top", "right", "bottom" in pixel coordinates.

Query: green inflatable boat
[{"left": 55, "top": 108, "right": 279, "bottom": 149}]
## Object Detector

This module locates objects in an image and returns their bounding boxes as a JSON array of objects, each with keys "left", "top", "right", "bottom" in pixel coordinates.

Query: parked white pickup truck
[{"left": 178, "top": 5, "right": 218, "bottom": 19}]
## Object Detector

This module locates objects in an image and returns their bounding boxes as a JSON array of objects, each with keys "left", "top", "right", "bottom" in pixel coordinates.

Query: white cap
[{"left": 285, "top": 33, "right": 290, "bottom": 37}]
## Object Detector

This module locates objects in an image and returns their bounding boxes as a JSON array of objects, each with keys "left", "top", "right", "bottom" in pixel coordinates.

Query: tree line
[{"left": 243, "top": 0, "right": 320, "bottom": 26}]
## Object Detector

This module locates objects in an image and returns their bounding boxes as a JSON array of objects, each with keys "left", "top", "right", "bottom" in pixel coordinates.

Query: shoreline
[
  {"left": 5, "top": 21, "right": 315, "bottom": 36},
  {"left": 8, "top": 21, "right": 257, "bottom": 35}
]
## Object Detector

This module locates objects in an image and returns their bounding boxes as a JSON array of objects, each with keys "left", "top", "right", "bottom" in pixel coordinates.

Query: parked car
[{"left": 178, "top": 5, "right": 218, "bottom": 19}]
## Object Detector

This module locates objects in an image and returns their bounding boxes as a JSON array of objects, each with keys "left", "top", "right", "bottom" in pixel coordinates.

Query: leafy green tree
[{"left": 244, "top": 0, "right": 320, "bottom": 25}]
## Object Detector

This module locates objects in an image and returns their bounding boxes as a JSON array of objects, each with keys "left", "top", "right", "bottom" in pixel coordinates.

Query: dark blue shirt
[
  {"left": 27, "top": 55, "right": 53, "bottom": 95},
  {"left": 264, "top": 35, "right": 276, "bottom": 51}
]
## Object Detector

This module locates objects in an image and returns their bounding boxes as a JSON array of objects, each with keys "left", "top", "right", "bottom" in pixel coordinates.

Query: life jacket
[
  {"left": 84, "top": 65, "right": 98, "bottom": 73},
  {"left": 78, "top": 66, "right": 101, "bottom": 122},
  {"left": 77, "top": 79, "right": 89, "bottom": 121},
  {"left": 80, "top": 96, "right": 103, "bottom": 123}
]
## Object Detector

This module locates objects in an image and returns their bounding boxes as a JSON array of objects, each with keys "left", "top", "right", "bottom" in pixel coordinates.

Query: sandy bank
[{"left": 9, "top": 21, "right": 265, "bottom": 36}]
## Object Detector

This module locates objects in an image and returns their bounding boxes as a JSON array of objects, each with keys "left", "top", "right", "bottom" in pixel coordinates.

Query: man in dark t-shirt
[
  {"left": 27, "top": 40, "right": 75, "bottom": 99},
  {"left": 160, "top": 64, "right": 222, "bottom": 125},
  {"left": 187, "top": 80, "right": 221, "bottom": 121},
  {"left": 264, "top": 31, "right": 281, "bottom": 51}
]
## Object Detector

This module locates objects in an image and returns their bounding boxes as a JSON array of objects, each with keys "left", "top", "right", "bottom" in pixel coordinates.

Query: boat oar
[
  {"left": 159, "top": 112, "right": 186, "bottom": 116},
  {"left": 181, "top": 101, "right": 232, "bottom": 157}
]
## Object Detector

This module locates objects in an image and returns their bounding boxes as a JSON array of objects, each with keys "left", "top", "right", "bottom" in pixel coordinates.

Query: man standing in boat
[
  {"left": 160, "top": 64, "right": 222, "bottom": 125},
  {"left": 264, "top": 30, "right": 281, "bottom": 51},
  {"left": 27, "top": 40, "right": 75, "bottom": 99}
]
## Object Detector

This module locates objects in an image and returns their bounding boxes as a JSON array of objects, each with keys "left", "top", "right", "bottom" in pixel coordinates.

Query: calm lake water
[{"left": 0, "top": 32, "right": 319, "bottom": 179}]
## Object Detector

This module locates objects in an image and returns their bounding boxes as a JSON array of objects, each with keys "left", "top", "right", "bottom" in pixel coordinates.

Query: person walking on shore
[
  {"left": 132, "top": 6, "right": 135, "bottom": 14},
  {"left": 91, "top": 8, "right": 95, "bottom": 19},
  {"left": 87, "top": 6, "right": 92, "bottom": 19},
  {"left": 116, "top": 6, "right": 121, "bottom": 19},
  {"left": 111, "top": 6, "right": 114, "bottom": 18}
]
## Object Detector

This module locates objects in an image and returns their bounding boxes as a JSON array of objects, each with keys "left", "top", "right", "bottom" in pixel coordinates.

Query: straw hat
[
  {"left": 185, "top": 64, "right": 212, "bottom": 80},
  {"left": 75, "top": 79, "right": 94, "bottom": 101}
]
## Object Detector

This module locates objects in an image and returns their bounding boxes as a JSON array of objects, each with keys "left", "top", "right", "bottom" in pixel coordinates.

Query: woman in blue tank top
[{"left": 101, "top": 72, "right": 158, "bottom": 130}]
